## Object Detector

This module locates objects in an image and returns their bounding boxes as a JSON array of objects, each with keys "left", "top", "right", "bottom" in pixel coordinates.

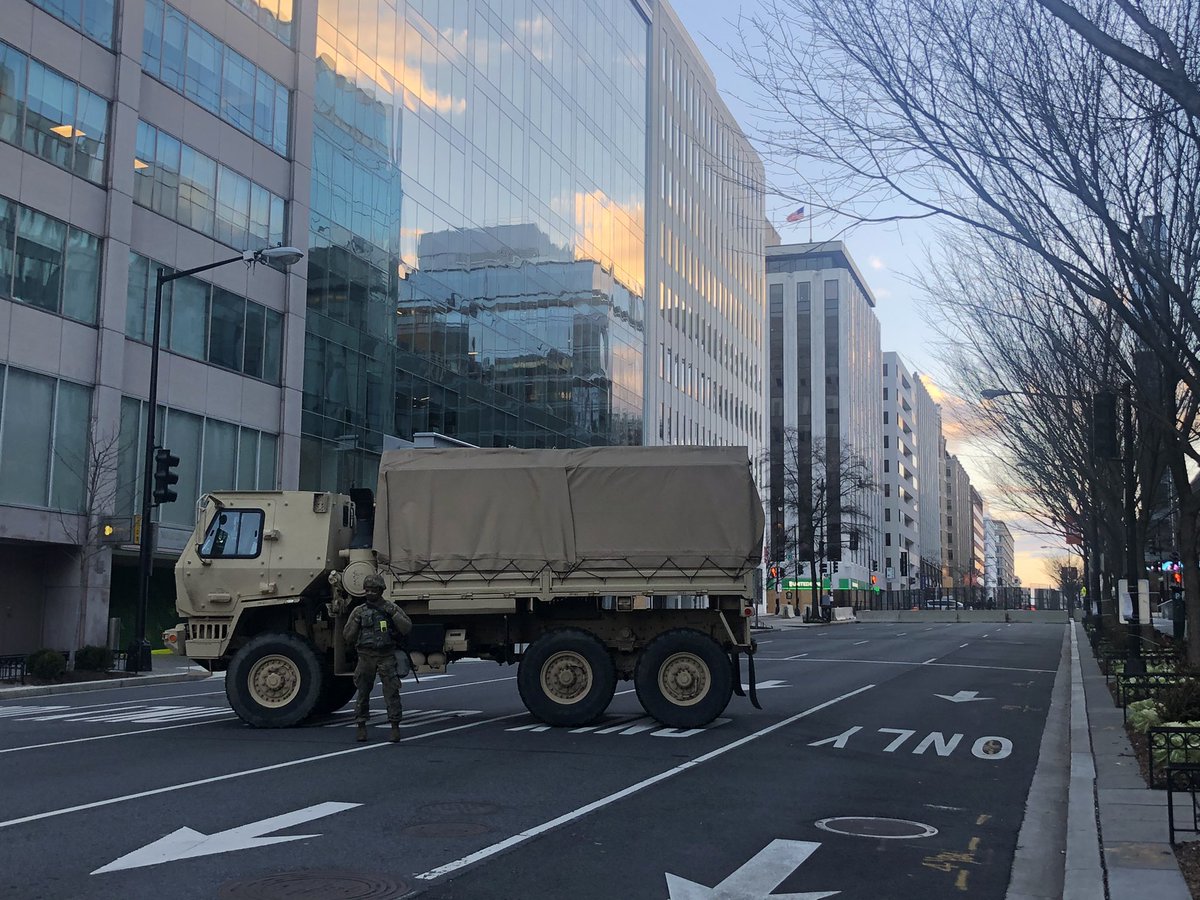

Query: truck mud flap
[{"left": 730, "top": 649, "right": 763, "bottom": 710}]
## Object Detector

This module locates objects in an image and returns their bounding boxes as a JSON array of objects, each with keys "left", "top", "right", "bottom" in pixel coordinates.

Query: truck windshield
[{"left": 199, "top": 509, "right": 264, "bottom": 558}]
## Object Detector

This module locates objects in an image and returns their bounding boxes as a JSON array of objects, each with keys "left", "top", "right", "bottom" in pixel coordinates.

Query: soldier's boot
[
  {"left": 389, "top": 722, "right": 401, "bottom": 743},
  {"left": 356, "top": 723, "right": 368, "bottom": 743}
]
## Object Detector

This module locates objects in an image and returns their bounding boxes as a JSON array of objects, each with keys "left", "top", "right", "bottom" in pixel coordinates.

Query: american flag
[{"left": 786, "top": 205, "right": 806, "bottom": 223}]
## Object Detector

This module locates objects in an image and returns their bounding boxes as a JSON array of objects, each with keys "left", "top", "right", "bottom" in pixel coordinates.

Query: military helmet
[{"left": 362, "top": 573, "right": 386, "bottom": 594}]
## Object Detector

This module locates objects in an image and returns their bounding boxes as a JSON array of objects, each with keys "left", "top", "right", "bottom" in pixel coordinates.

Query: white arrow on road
[
  {"left": 740, "top": 679, "right": 790, "bottom": 692},
  {"left": 935, "top": 691, "right": 993, "bottom": 703},
  {"left": 92, "top": 802, "right": 361, "bottom": 874},
  {"left": 665, "top": 839, "right": 838, "bottom": 899}
]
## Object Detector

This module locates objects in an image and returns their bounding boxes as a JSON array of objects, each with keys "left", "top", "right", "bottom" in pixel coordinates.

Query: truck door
[{"left": 195, "top": 501, "right": 276, "bottom": 605}]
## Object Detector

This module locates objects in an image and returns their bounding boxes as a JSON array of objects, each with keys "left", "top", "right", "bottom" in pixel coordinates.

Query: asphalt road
[{"left": 0, "top": 622, "right": 1066, "bottom": 900}]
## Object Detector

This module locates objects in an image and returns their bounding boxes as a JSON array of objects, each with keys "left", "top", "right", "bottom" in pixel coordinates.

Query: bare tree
[
  {"left": 765, "top": 429, "right": 879, "bottom": 619},
  {"left": 55, "top": 425, "right": 121, "bottom": 671},
  {"left": 736, "top": 0, "right": 1200, "bottom": 660}
]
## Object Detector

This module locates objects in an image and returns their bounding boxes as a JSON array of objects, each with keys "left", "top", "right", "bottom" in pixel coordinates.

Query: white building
[
  {"left": 881, "top": 353, "right": 918, "bottom": 591},
  {"left": 984, "top": 517, "right": 1016, "bottom": 600},
  {"left": 645, "top": 3, "right": 767, "bottom": 457},
  {"left": 766, "top": 242, "right": 883, "bottom": 595},
  {"left": 913, "top": 372, "right": 943, "bottom": 592}
]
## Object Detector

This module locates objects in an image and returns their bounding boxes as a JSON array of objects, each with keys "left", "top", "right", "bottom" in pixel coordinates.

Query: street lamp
[{"left": 127, "top": 246, "right": 304, "bottom": 673}]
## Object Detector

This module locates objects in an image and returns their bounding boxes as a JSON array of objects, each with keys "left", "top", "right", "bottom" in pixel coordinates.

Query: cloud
[
  {"left": 868, "top": 256, "right": 885, "bottom": 270},
  {"left": 873, "top": 287, "right": 892, "bottom": 300}
]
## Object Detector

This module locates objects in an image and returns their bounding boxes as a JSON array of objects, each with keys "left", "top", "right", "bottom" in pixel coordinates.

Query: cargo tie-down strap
[{"left": 730, "top": 648, "right": 763, "bottom": 710}]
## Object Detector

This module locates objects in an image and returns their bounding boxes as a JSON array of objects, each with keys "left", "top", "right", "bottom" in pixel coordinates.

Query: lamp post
[{"left": 127, "top": 246, "right": 304, "bottom": 673}]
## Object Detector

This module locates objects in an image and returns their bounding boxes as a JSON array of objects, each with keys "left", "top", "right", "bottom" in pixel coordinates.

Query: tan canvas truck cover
[{"left": 373, "top": 446, "right": 764, "bottom": 575}]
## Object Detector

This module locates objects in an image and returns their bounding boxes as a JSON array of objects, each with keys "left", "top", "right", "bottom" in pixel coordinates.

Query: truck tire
[
  {"left": 517, "top": 629, "right": 617, "bottom": 727},
  {"left": 313, "top": 666, "right": 357, "bottom": 717},
  {"left": 635, "top": 629, "right": 732, "bottom": 728},
  {"left": 226, "top": 633, "right": 324, "bottom": 727}
]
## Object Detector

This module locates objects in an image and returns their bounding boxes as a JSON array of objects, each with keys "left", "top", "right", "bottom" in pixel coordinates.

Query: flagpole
[{"left": 809, "top": 208, "right": 813, "bottom": 243}]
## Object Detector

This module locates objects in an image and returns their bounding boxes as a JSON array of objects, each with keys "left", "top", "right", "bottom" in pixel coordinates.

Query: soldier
[{"left": 343, "top": 572, "right": 412, "bottom": 743}]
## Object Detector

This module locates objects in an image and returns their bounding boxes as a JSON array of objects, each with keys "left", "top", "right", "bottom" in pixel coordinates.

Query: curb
[
  {"left": 1064, "top": 623, "right": 1106, "bottom": 900},
  {"left": 0, "top": 668, "right": 211, "bottom": 700}
]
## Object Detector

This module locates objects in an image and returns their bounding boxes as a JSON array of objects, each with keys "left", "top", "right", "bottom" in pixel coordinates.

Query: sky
[{"left": 670, "top": 0, "right": 1066, "bottom": 587}]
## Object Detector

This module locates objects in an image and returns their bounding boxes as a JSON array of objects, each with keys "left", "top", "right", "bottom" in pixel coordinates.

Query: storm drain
[
  {"left": 218, "top": 871, "right": 409, "bottom": 898},
  {"left": 814, "top": 817, "right": 939, "bottom": 839},
  {"left": 418, "top": 801, "right": 502, "bottom": 817},
  {"left": 402, "top": 822, "right": 492, "bottom": 838}
]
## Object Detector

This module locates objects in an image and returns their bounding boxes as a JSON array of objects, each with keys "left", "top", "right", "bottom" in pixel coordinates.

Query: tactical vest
[{"left": 356, "top": 604, "right": 396, "bottom": 652}]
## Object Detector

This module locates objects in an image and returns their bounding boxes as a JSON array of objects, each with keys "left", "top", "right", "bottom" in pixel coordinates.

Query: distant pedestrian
[
  {"left": 821, "top": 591, "right": 834, "bottom": 622},
  {"left": 343, "top": 573, "right": 412, "bottom": 743}
]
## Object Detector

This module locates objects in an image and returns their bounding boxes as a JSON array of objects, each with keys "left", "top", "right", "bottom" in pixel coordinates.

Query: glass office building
[
  {"left": 300, "top": 0, "right": 648, "bottom": 491},
  {"left": 0, "top": 0, "right": 767, "bottom": 654}
]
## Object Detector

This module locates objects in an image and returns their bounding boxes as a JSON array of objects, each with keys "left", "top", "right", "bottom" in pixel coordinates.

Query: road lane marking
[
  {"left": 853, "top": 641, "right": 869, "bottom": 646},
  {"left": 960, "top": 643, "right": 970, "bottom": 648},
  {"left": 753, "top": 657, "right": 1054, "bottom": 674},
  {"left": 922, "top": 658, "right": 938, "bottom": 665},
  {"left": 0, "top": 716, "right": 241, "bottom": 755},
  {"left": 413, "top": 683, "right": 877, "bottom": 881},
  {"left": 896, "top": 633, "right": 907, "bottom": 636},
  {"left": 785, "top": 653, "right": 809, "bottom": 660},
  {"left": 0, "top": 712, "right": 527, "bottom": 830}
]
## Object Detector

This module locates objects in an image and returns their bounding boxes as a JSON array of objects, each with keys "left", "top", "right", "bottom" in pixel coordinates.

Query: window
[
  {"left": 0, "top": 197, "right": 100, "bottom": 324},
  {"left": 134, "top": 122, "right": 286, "bottom": 252},
  {"left": 142, "top": 0, "right": 290, "bottom": 156},
  {"left": 126, "top": 251, "right": 283, "bottom": 383},
  {"left": 227, "top": 0, "right": 294, "bottom": 46},
  {"left": 0, "top": 42, "right": 109, "bottom": 185},
  {"left": 0, "top": 365, "right": 92, "bottom": 510},
  {"left": 199, "top": 508, "right": 264, "bottom": 558},
  {"left": 28, "top": 0, "right": 114, "bottom": 46}
]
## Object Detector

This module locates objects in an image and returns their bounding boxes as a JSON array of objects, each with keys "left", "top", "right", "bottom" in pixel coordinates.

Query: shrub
[
  {"left": 1159, "top": 679, "right": 1200, "bottom": 723},
  {"left": 1128, "top": 699, "right": 1164, "bottom": 733},
  {"left": 74, "top": 645, "right": 112, "bottom": 671},
  {"left": 27, "top": 648, "right": 66, "bottom": 681}
]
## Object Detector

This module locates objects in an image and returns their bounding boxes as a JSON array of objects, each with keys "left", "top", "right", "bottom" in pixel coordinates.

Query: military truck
[{"left": 163, "top": 446, "right": 764, "bottom": 730}]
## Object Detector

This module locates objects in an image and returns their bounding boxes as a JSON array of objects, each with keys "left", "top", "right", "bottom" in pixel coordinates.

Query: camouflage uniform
[{"left": 343, "top": 575, "right": 412, "bottom": 741}]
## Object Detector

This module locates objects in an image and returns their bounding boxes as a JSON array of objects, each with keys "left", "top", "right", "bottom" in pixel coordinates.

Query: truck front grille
[{"left": 188, "top": 621, "right": 229, "bottom": 641}]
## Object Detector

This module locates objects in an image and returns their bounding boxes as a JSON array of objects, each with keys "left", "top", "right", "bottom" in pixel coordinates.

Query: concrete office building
[
  {"left": 984, "top": 517, "right": 1015, "bottom": 602},
  {"left": 880, "top": 352, "right": 918, "bottom": 592},
  {"left": 970, "top": 486, "right": 986, "bottom": 589},
  {"left": 913, "top": 372, "right": 943, "bottom": 593},
  {"left": 0, "top": 0, "right": 766, "bottom": 654},
  {"left": 943, "top": 452, "right": 974, "bottom": 589},
  {"left": 766, "top": 241, "right": 883, "bottom": 595},
  {"left": 645, "top": 3, "right": 766, "bottom": 456}
]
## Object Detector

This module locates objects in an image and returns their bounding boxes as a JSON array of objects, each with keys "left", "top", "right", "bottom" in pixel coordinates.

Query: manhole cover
[
  {"left": 402, "top": 822, "right": 492, "bottom": 838},
  {"left": 815, "top": 817, "right": 939, "bottom": 839},
  {"left": 218, "top": 871, "right": 409, "bottom": 899},
  {"left": 419, "top": 801, "right": 502, "bottom": 817}
]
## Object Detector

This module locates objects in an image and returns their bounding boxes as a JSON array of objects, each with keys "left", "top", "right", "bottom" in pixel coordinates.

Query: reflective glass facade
[{"left": 302, "top": 0, "right": 648, "bottom": 490}]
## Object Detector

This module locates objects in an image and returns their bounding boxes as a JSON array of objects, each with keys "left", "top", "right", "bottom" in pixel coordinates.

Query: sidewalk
[
  {"left": 1073, "top": 621, "right": 1191, "bottom": 898},
  {"left": 0, "top": 652, "right": 211, "bottom": 700}
]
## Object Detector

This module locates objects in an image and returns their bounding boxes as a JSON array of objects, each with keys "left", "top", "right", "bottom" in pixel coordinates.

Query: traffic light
[
  {"left": 848, "top": 531, "right": 859, "bottom": 552},
  {"left": 1091, "top": 390, "right": 1119, "bottom": 459},
  {"left": 152, "top": 448, "right": 180, "bottom": 505}
]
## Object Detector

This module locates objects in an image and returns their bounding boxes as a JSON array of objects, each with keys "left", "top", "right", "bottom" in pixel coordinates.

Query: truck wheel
[
  {"left": 312, "top": 665, "right": 357, "bottom": 717},
  {"left": 518, "top": 629, "right": 617, "bottom": 727},
  {"left": 635, "top": 629, "right": 732, "bottom": 729},
  {"left": 226, "top": 633, "right": 324, "bottom": 727}
]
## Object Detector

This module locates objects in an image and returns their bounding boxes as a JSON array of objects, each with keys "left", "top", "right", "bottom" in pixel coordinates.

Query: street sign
[
  {"left": 666, "top": 839, "right": 836, "bottom": 899},
  {"left": 92, "top": 802, "right": 361, "bottom": 873}
]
